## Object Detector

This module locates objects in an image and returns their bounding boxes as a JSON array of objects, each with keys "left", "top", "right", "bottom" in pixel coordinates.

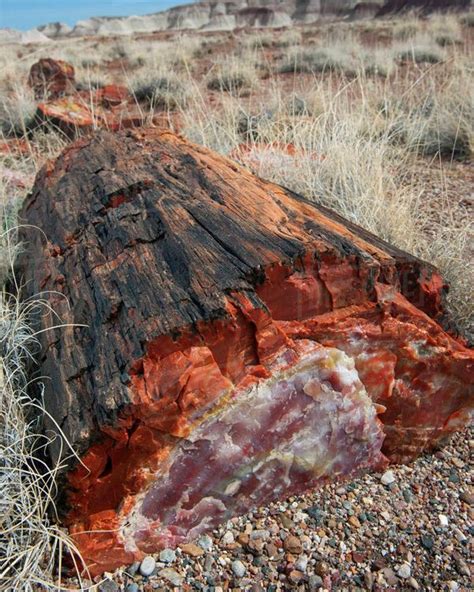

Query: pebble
[
  {"left": 459, "top": 491, "right": 473, "bottom": 505},
  {"left": 231, "top": 559, "right": 246, "bottom": 577},
  {"left": 283, "top": 535, "right": 303, "bottom": 554},
  {"left": 308, "top": 574, "right": 323, "bottom": 590},
  {"left": 397, "top": 563, "right": 411, "bottom": 579},
  {"left": 160, "top": 567, "right": 184, "bottom": 586},
  {"left": 380, "top": 470, "right": 396, "bottom": 485},
  {"left": 159, "top": 548, "right": 176, "bottom": 563},
  {"left": 198, "top": 534, "right": 213, "bottom": 552},
  {"left": 180, "top": 542, "right": 204, "bottom": 556},
  {"left": 98, "top": 580, "right": 119, "bottom": 592},
  {"left": 438, "top": 514, "right": 449, "bottom": 526},
  {"left": 294, "top": 554, "right": 308, "bottom": 572},
  {"left": 125, "top": 584, "right": 138, "bottom": 592},
  {"left": 221, "top": 531, "right": 235, "bottom": 545},
  {"left": 139, "top": 556, "right": 156, "bottom": 577}
]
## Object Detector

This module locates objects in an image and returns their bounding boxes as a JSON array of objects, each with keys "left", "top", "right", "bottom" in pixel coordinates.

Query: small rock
[
  {"left": 420, "top": 534, "right": 434, "bottom": 550},
  {"left": 180, "top": 542, "right": 204, "bottom": 556},
  {"left": 455, "top": 557, "right": 470, "bottom": 576},
  {"left": 314, "top": 560, "right": 330, "bottom": 577},
  {"left": 348, "top": 515, "right": 361, "bottom": 529},
  {"left": 160, "top": 567, "right": 184, "bottom": 586},
  {"left": 198, "top": 534, "right": 213, "bottom": 552},
  {"left": 460, "top": 491, "right": 474, "bottom": 506},
  {"left": 232, "top": 559, "right": 246, "bottom": 578},
  {"left": 159, "top": 548, "right": 176, "bottom": 563},
  {"left": 139, "top": 556, "right": 156, "bottom": 577},
  {"left": 453, "top": 527, "right": 467, "bottom": 542},
  {"left": 288, "top": 569, "right": 304, "bottom": 584},
  {"left": 448, "top": 581, "right": 459, "bottom": 591},
  {"left": 283, "top": 535, "right": 303, "bottom": 554},
  {"left": 221, "top": 531, "right": 235, "bottom": 545},
  {"left": 408, "top": 576, "right": 420, "bottom": 589},
  {"left": 250, "top": 529, "right": 270, "bottom": 540},
  {"left": 397, "top": 563, "right": 411, "bottom": 579},
  {"left": 380, "top": 470, "right": 396, "bottom": 485},
  {"left": 295, "top": 554, "right": 308, "bottom": 572},
  {"left": 125, "top": 584, "right": 138, "bottom": 592},
  {"left": 127, "top": 562, "right": 140, "bottom": 576},
  {"left": 382, "top": 567, "right": 398, "bottom": 586},
  {"left": 266, "top": 542, "right": 279, "bottom": 559},
  {"left": 99, "top": 581, "right": 118, "bottom": 592},
  {"left": 438, "top": 514, "right": 449, "bottom": 527},
  {"left": 308, "top": 574, "right": 323, "bottom": 591}
]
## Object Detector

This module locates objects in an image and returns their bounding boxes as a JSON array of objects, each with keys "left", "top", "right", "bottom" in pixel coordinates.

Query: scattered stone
[
  {"left": 159, "top": 548, "right": 176, "bottom": 563},
  {"left": 160, "top": 567, "right": 184, "bottom": 586},
  {"left": 180, "top": 543, "right": 204, "bottom": 557},
  {"left": 438, "top": 514, "right": 449, "bottom": 526},
  {"left": 288, "top": 569, "right": 305, "bottom": 584},
  {"left": 420, "top": 534, "right": 434, "bottom": 550},
  {"left": 198, "top": 534, "right": 213, "bottom": 552},
  {"left": 459, "top": 491, "right": 474, "bottom": 505},
  {"left": 232, "top": 559, "right": 246, "bottom": 578},
  {"left": 295, "top": 554, "right": 308, "bottom": 572},
  {"left": 98, "top": 580, "right": 119, "bottom": 592},
  {"left": 125, "top": 584, "right": 138, "bottom": 592},
  {"left": 397, "top": 563, "right": 412, "bottom": 579},
  {"left": 221, "top": 531, "right": 235, "bottom": 545},
  {"left": 283, "top": 535, "right": 303, "bottom": 554},
  {"left": 408, "top": 576, "right": 420, "bottom": 589},
  {"left": 381, "top": 470, "right": 396, "bottom": 485},
  {"left": 308, "top": 574, "right": 324, "bottom": 590},
  {"left": 139, "top": 556, "right": 156, "bottom": 577}
]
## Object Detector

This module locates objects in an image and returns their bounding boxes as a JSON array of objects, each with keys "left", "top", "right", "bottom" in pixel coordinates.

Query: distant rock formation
[
  {"left": 0, "top": 27, "right": 50, "bottom": 44},
  {"left": 378, "top": 0, "right": 471, "bottom": 14},
  {"left": 36, "top": 21, "right": 72, "bottom": 38},
  {"left": 0, "top": 0, "right": 471, "bottom": 44}
]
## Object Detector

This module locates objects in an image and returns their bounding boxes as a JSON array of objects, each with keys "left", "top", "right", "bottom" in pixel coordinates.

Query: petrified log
[
  {"left": 28, "top": 58, "right": 75, "bottom": 99},
  {"left": 19, "top": 129, "right": 473, "bottom": 575}
]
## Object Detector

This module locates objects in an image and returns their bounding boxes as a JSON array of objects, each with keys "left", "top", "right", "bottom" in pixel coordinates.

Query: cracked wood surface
[{"left": 18, "top": 129, "right": 473, "bottom": 575}]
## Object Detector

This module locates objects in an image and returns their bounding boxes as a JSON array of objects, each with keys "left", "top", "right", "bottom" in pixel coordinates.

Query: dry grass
[{"left": 0, "top": 133, "right": 92, "bottom": 590}]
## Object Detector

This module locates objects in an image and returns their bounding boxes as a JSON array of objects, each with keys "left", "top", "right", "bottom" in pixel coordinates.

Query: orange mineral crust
[{"left": 18, "top": 129, "right": 473, "bottom": 576}]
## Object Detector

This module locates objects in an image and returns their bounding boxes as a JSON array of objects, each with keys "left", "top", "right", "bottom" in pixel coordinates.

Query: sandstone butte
[{"left": 19, "top": 129, "right": 473, "bottom": 576}]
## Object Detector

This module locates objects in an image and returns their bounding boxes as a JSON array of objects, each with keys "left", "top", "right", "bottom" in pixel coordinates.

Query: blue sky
[{"left": 0, "top": 0, "right": 188, "bottom": 30}]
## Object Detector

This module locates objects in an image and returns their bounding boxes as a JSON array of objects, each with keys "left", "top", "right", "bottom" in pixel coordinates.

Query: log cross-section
[{"left": 19, "top": 129, "right": 473, "bottom": 575}]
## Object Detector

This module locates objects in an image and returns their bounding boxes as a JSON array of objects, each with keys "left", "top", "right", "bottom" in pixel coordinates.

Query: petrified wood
[
  {"left": 19, "top": 129, "right": 473, "bottom": 575},
  {"left": 28, "top": 58, "right": 75, "bottom": 99}
]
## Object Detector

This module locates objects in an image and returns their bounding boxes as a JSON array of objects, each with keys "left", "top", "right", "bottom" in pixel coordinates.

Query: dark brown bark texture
[{"left": 18, "top": 129, "right": 472, "bottom": 575}]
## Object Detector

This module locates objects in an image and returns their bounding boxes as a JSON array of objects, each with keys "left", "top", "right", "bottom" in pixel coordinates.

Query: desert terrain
[{"left": 0, "top": 5, "right": 473, "bottom": 592}]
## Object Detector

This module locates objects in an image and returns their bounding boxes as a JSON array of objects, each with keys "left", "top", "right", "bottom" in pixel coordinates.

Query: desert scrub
[
  {"left": 279, "top": 43, "right": 392, "bottom": 77},
  {"left": 427, "top": 14, "right": 463, "bottom": 47},
  {"left": 207, "top": 58, "right": 258, "bottom": 93},
  {"left": 395, "top": 38, "right": 445, "bottom": 64},
  {"left": 460, "top": 12, "right": 474, "bottom": 27},
  {"left": 0, "top": 131, "right": 88, "bottom": 589},
  {"left": 0, "top": 86, "right": 37, "bottom": 137},
  {"left": 128, "top": 72, "right": 189, "bottom": 110}
]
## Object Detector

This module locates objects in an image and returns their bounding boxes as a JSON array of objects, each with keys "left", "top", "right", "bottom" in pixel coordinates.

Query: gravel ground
[{"left": 82, "top": 426, "right": 473, "bottom": 592}]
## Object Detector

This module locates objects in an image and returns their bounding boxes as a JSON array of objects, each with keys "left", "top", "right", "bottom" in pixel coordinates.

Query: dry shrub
[
  {"left": 0, "top": 85, "right": 37, "bottom": 137},
  {"left": 206, "top": 57, "right": 258, "bottom": 93},
  {"left": 128, "top": 71, "right": 190, "bottom": 110},
  {"left": 0, "top": 129, "right": 95, "bottom": 590}
]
